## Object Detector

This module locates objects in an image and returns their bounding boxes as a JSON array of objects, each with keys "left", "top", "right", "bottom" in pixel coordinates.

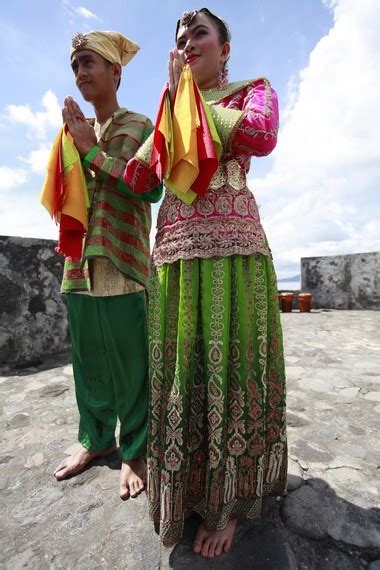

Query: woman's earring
[{"left": 217, "top": 62, "right": 229, "bottom": 87}]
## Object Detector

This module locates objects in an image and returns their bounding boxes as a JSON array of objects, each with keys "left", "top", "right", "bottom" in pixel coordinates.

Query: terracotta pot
[
  {"left": 280, "top": 292, "right": 294, "bottom": 313},
  {"left": 298, "top": 293, "right": 312, "bottom": 313}
]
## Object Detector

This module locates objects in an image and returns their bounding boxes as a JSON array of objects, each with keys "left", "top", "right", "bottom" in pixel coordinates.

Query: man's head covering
[{"left": 71, "top": 31, "right": 139, "bottom": 66}]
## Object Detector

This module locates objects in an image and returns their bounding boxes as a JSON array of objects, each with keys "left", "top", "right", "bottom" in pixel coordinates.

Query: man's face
[{"left": 70, "top": 49, "right": 120, "bottom": 103}]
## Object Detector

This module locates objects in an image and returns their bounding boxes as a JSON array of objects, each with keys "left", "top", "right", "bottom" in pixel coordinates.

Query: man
[{"left": 53, "top": 30, "right": 161, "bottom": 501}]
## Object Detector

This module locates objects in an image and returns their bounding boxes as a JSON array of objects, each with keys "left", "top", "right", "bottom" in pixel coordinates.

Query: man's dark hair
[{"left": 105, "top": 59, "right": 121, "bottom": 91}]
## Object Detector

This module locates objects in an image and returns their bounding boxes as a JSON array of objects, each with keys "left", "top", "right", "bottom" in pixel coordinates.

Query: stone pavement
[{"left": 0, "top": 310, "right": 379, "bottom": 569}]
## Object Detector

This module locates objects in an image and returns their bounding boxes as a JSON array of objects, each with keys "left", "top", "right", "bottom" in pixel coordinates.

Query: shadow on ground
[{"left": 166, "top": 479, "right": 379, "bottom": 569}]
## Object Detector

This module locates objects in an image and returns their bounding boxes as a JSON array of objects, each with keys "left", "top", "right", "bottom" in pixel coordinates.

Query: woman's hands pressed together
[
  {"left": 168, "top": 49, "right": 185, "bottom": 101},
  {"left": 62, "top": 96, "right": 97, "bottom": 157}
]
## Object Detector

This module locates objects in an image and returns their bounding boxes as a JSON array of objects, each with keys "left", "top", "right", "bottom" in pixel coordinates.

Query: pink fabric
[
  {"left": 125, "top": 157, "right": 158, "bottom": 194},
  {"left": 227, "top": 78, "right": 279, "bottom": 160},
  {"left": 124, "top": 78, "right": 279, "bottom": 266}
]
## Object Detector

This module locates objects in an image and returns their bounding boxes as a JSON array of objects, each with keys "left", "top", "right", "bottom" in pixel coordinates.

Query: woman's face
[{"left": 176, "top": 12, "right": 230, "bottom": 89}]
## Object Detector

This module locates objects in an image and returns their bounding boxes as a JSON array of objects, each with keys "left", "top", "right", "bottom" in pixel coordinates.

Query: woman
[{"left": 124, "top": 8, "right": 287, "bottom": 558}]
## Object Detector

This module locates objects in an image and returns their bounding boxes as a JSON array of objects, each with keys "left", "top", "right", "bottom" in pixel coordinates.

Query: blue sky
[{"left": 1, "top": 0, "right": 379, "bottom": 279}]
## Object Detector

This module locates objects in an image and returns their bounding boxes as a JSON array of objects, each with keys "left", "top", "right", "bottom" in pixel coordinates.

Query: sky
[{"left": 0, "top": 0, "right": 379, "bottom": 280}]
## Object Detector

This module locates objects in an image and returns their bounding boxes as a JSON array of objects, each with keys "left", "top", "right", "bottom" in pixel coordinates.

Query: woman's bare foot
[
  {"left": 193, "top": 519, "right": 237, "bottom": 558},
  {"left": 119, "top": 457, "right": 146, "bottom": 500},
  {"left": 53, "top": 444, "right": 117, "bottom": 480}
]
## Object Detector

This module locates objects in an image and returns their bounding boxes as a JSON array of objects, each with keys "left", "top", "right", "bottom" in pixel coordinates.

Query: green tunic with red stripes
[{"left": 61, "top": 108, "right": 162, "bottom": 293}]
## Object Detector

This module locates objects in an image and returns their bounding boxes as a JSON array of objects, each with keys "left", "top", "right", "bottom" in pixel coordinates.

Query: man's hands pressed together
[{"left": 62, "top": 96, "right": 97, "bottom": 157}]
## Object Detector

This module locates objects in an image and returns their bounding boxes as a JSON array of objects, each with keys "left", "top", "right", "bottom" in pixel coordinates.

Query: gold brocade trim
[
  {"left": 239, "top": 128, "right": 278, "bottom": 140},
  {"left": 152, "top": 217, "right": 271, "bottom": 267},
  {"left": 201, "top": 80, "right": 253, "bottom": 103},
  {"left": 209, "top": 159, "right": 246, "bottom": 191},
  {"left": 74, "top": 257, "right": 144, "bottom": 296},
  {"left": 201, "top": 77, "right": 270, "bottom": 104},
  {"left": 135, "top": 131, "right": 153, "bottom": 165},
  {"left": 262, "top": 77, "right": 272, "bottom": 117},
  {"left": 226, "top": 110, "right": 248, "bottom": 153}
]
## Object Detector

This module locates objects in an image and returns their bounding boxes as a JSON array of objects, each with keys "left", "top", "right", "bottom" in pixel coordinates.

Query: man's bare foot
[
  {"left": 53, "top": 444, "right": 117, "bottom": 480},
  {"left": 193, "top": 519, "right": 237, "bottom": 558},
  {"left": 119, "top": 458, "right": 146, "bottom": 500}
]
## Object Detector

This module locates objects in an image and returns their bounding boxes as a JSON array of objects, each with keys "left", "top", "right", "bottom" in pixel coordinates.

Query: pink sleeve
[
  {"left": 123, "top": 156, "right": 160, "bottom": 194},
  {"left": 231, "top": 79, "right": 279, "bottom": 157}
]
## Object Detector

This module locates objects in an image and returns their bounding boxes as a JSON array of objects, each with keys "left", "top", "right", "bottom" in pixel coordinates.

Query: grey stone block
[
  {"left": 301, "top": 251, "right": 380, "bottom": 310},
  {"left": 0, "top": 236, "right": 69, "bottom": 367}
]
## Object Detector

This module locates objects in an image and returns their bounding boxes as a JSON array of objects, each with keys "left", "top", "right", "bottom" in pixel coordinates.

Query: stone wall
[
  {"left": 1, "top": 239, "right": 379, "bottom": 366},
  {"left": 0, "top": 236, "right": 69, "bottom": 368},
  {"left": 301, "top": 252, "right": 380, "bottom": 310}
]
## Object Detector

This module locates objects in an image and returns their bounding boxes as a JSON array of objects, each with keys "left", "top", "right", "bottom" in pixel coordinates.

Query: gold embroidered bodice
[{"left": 153, "top": 158, "right": 271, "bottom": 266}]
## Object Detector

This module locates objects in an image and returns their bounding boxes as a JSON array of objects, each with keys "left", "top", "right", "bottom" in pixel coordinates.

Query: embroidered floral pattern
[
  {"left": 147, "top": 255, "right": 287, "bottom": 547},
  {"left": 153, "top": 160, "right": 271, "bottom": 266}
]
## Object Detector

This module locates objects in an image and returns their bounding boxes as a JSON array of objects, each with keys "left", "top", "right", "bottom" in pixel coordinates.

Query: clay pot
[
  {"left": 280, "top": 292, "right": 294, "bottom": 313},
  {"left": 298, "top": 293, "right": 312, "bottom": 313}
]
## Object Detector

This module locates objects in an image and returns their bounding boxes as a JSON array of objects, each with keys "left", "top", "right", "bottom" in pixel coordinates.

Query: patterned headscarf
[{"left": 71, "top": 31, "right": 139, "bottom": 66}]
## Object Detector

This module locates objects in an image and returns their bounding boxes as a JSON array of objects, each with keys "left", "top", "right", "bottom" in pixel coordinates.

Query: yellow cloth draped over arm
[{"left": 39, "top": 127, "right": 88, "bottom": 229}]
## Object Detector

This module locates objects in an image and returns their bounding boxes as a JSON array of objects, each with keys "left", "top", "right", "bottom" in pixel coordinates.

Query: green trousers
[{"left": 67, "top": 292, "right": 148, "bottom": 460}]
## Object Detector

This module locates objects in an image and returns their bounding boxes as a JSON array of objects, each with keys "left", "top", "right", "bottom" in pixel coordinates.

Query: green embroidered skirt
[{"left": 147, "top": 253, "right": 287, "bottom": 546}]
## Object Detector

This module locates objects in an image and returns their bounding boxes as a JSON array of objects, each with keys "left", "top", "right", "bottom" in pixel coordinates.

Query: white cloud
[
  {"left": 2, "top": 91, "right": 60, "bottom": 195},
  {"left": 19, "top": 145, "right": 50, "bottom": 175},
  {"left": 0, "top": 166, "right": 28, "bottom": 192},
  {"left": 0, "top": 189, "right": 56, "bottom": 239},
  {"left": 6, "top": 90, "right": 61, "bottom": 140},
  {"left": 62, "top": 1, "right": 100, "bottom": 24},
  {"left": 322, "top": 0, "right": 338, "bottom": 9},
  {"left": 75, "top": 6, "right": 98, "bottom": 19},
  {"left": 252, "top": 0, "right": 380, "bottom": 277}
]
